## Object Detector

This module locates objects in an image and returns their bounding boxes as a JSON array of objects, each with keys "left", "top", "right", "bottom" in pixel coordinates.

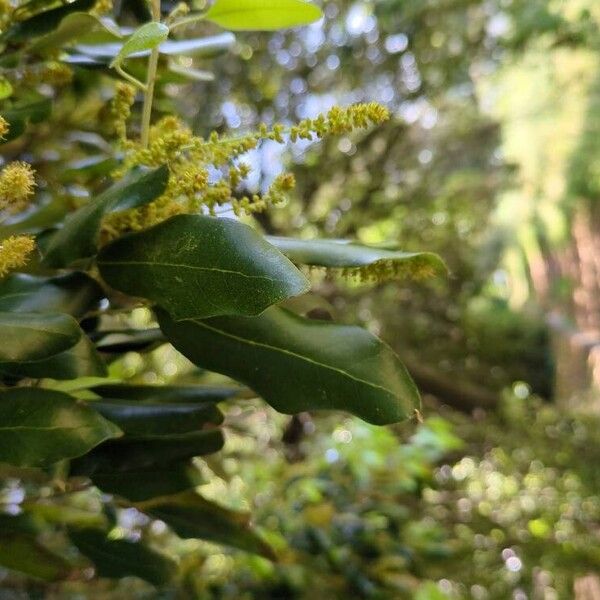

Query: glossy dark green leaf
[
  {"left": 0, "top": 272, "right": 103, "bottom": 316},
  {"left": 71, "top": 429, "right": 224, "bottom": 474},
  {"left": 2, "top": 0, "right": 95, "bottom": 41},
  {"left": 90, "top": 383, "right": 240, "bottom": 403},
  {"left": 92, "top": 400, "right": 223, "bottom": 438},
  {"left": 204, "top": 0, "right": 322, "bottom": 31},
  {"left": 97, "top": 214, "right": 309, "bottom": 319},
  {"left": 69, "top": 528, "right": 175, "bottom": 586},
  {"left": 94, "top": 328, "right": 165, "bottom": 354},
  {"left": 43, "top": 166, "right": 169, "bottom": 268},
  {"left": 0, "top": 533, "right": 71, "bottom": 581},
  {"left": 157, "top": 306, "right": 420, "bottom": 425},
  {"left": 267, "top": 236, "right": 448, "bottom": 282},
  {"left": 0, "top": 336, "right": 107, "bottom": 380},
  {"left": 88, "top": 462, "right": 203, "bottom": 501},
  {"left": 142, "top": 491, "right": 274, "bottom": 558},
  {"left": 0, "top": 311, "right": 81, "bottom": 362},
  {"left": 0, "top": 388, "right": 121, "bottom": 467}
]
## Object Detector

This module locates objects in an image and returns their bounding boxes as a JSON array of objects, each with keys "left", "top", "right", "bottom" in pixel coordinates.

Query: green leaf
[
  {"left": 71, "top": 32, "right": 235, "bottom": 62},
  {"left": 0, "top": 336, "right": 107, "bottom": 380},
  {"left": 71, "top": 429, "right": 224, "bottom": 473},
  {"left": 90, "top": 383, "right": 241, "bottom": 403},
  {"left": 110, "top": 22, "right": 169, "bottom": 68},
  {"left": 204, "top": 0, "right": 322, "bottom": 31},
  {"left": 97, "top": 214, "right": 308, "bottom": 319},
  {"left": 43, "top": 166, "right": 169, "bottom": 268},
  {"left": 92, "top": 400, "right": 223, "bottom": 438},
  {"left": 2, "top": 0, "right": 96, "bottom": 41},
  {"left": 30, "top": 12, "right": 122, "bottom": 52},
  {"left": 0, "top": 533, "right": 71, "bottom": 581},
  {"left": 0, "top": 272, "right": 103, "bottom": 316},
  {"left": 141, "top": 491, "right": 274, "bottom": 558},
  {"left": 0, "top": 388, "right": 121, "bottom": 467},
  {"left": 267, "top": 236, "right": 448, "bottom": 282},
  {"left": 69, "top": 528, "right": 176, "bottom": 586},
  {"left": 0, "top": 311, "right": 81, "bottom": 362},
  {"left": 94, "top": 328, "right": 165, "bottom": 354},
  {"left": 0, "top": 76, "right": 13, "bottom": 100},
  {"left": 157, "top": 306, "right": 421, "bottom": 425},
  {"left": 87, "top": 462, "right": 203, "bottom": 501},
  {"left": 1, "top": 98, "right": 52, "bottom": 143}
]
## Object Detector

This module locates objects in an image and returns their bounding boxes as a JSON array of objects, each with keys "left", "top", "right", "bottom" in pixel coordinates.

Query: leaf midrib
[
  {"left": 98, "top": 260, "right": 279, "bottom": 284},
  {"left": 190, "top": 319, "right": 398, "bottom": 399}
]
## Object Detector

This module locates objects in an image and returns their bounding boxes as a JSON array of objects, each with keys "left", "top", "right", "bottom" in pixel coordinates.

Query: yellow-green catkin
[
  {"left": 0, "top": 235, "right": 35, "bottom": 278},
  {"left": 103, "top": 102, "right": 390, "bottom": 238},
  {"left": 0, "top": 161, "right": 36, "bottom": 213},
  {"left": 109, "top": 82, "right": 136, "bottom": 146},
  {"left": 0, "top": 116, "right": 8, "bottom": 140},
  {"left": 21, "top": 62, "right": 73, "bottom": 87}
]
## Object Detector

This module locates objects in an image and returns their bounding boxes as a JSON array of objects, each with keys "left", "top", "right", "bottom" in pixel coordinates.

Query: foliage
[{"left": 0, "top": 0, "right": 446, "bottom": 589}]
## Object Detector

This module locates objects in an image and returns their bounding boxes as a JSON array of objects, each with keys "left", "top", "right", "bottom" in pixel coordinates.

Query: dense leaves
[{"left": 43, "top": 166, "right": 169, "bottom": 267}]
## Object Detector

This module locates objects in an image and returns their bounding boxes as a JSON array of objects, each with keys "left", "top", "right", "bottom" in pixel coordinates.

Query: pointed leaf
[
  {"left": 94, "top": 328, "right": 165, "bottom": 354},
  {"left": 71, "top": 429, "right": 224, "bottom": 474},
  {"left": 92, "top": 400, "right": 223, "bottom": 438},
  {"left": 69, "top": 528, "right": 176, "bottom": 586},
  {"left": 0, "top": 336, "right": 107, "bottom": 380},
  {"left": 157, "top": 306, "right": 420, "bottom": 425},
  {"left": 0, "top": 533, "right": 71, "bottom": 581},
  {"left": 141, "top": 491, "right": 274, "bottom": 558},
  {"left": 267, "top": 236, "right": 448, "bottom": 282},
  {"left": 204, "top": 0, "right": 322, "bottom": 31},
  {"left": 0, "top": 272, "right": 103, "bottom": 316},
  {"left": 97, "top": 214, "right": 309, "bottom": 319},
  {"left": 87, "top": 462, "right": 203, "bottom": 501},
  {"left": 110, "top": 22, "right": 169, "bottom": 68},
  {"left": 90, "top": 383, "right": 240, "bottom": 403},
  {"left": 0, "top": 388, "right": 121, "bottom": 467},
  {"left": 43, "top": 166, "right": 169, "bottom": 268},
  {"left": 0, "top": 312, "right": 81, "bottom": 362}
]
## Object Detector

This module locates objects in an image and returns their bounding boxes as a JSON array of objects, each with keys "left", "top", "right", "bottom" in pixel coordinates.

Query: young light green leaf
[
  {"left": 157, "top": 306, "right": 421, "bottom": 425},
  {"left": 0, "top": 388, "right": 122, "bottom": 467},
  {"left": 204, "top": 0, "right": 322, "bottom": 31},
  {"left": 97, "top": 214, "right": 309, "bottom": 320},
  {"left": 267, "top": 236, "right": 448, "bottom": 282},
  {"left": 110, "top": 22, "right": 169, "bottom": 67}
]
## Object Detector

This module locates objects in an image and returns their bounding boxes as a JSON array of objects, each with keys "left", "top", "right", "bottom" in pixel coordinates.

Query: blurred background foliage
[{"left": 4, "top": 0, "right": 600, "bottom": 597}]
